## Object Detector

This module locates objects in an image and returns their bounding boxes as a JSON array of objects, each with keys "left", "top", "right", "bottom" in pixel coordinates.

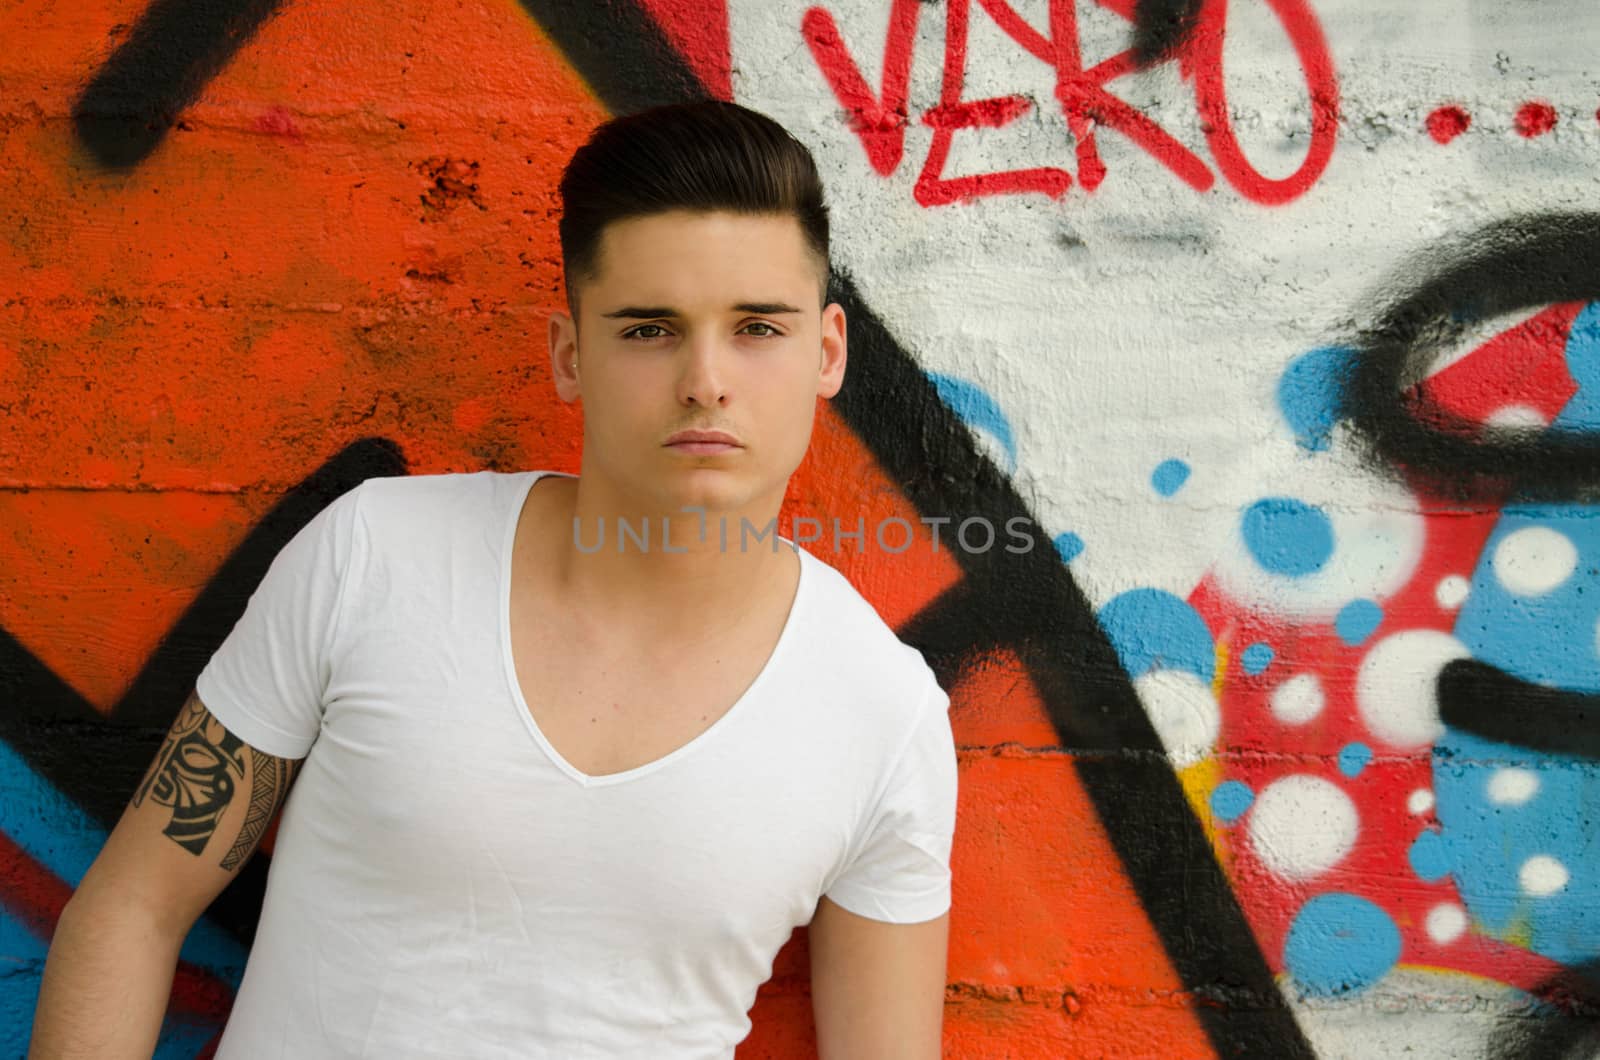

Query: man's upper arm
[
  {"left": 74, "top": 688, "right": 301, "bottom": 937},
  {"left": 810, "top": 670, "right": 958, "bottom": 1057},
  {"left": 809, "top": 895, "right": 948, "bottom": 1059}
]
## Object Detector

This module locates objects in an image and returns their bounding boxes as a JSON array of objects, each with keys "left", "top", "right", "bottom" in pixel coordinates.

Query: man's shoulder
[
  {"left": 352, "top": 468, "right": 518, "bottom": 507},
  {"left": 793, "top": 549, "right": 942, "bottom": 710},
  {"left": 340, "top": 469, "right": 533, "bottom": 552}
]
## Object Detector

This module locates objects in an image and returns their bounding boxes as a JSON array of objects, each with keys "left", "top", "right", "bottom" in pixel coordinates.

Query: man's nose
[{"left": 677, "top": 332, "right": 729, "bottom": 407}]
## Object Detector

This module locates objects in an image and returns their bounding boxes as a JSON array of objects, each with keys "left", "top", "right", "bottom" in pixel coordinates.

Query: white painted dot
[
  {"left": 1494, "top": 526, "right": 1578, "bottom": 596},
  {"left": 1435, "top": 575, "right": 1471, "bottom": 610},
  {"left": 1487, "top": 768, "right": 1540, "bottom": 806},
  {"left": 1355, "top": 631, "right": 1472, "bottom": 749},
  {"left": 1247, "top": 774, "right": 1358, "bottom": 880},
  {"left": 1425, "top": 903, "right": 1468, "bottom": 944},
  {"left": 1134, "top": 669, "right": 1220, "bottom": 768},
  {"left": 1485, "top": 405, "right": 1548, "bottom": 430},
  {"left": 1270, "top": 673, "right": 1325, "bottom": 725},
  {"left": 1407, "top": 788, "right": 1435, "bottom": 815},
  {"left": 1520, "top": 855, "right": 1570, "bottom": 896}
]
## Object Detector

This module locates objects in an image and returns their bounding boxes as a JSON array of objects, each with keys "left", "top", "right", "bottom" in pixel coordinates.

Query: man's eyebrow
[
  {"left": 601, "top": 306, "right": 678, "bottom": 319},
  {"left": 600, "top": 302, "right": 804, "bottom": 319},
  {"left": 733, "top": 302, "right": 802, "bottom": 315}
]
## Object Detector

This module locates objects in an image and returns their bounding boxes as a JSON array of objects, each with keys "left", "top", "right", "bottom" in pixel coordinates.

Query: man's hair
[{"left": 557, "top": 101, "right": 830, "bottom": 300}]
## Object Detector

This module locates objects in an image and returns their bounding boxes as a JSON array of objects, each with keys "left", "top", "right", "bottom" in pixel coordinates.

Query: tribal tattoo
[
  {"left": 222, "top": 751, "right": 296, "bottom": 871},
  {"left": 134, "top": 692, "right": 298, "bottom": 868}
]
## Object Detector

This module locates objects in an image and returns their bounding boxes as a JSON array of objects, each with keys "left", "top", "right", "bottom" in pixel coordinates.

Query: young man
[{"left": 31, "top": 101, "right": 957, "bottom": 1058}]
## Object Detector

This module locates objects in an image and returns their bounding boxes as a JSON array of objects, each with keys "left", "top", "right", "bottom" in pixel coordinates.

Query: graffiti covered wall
[{"left": 2, "top": 0, "right": 1598, "bottom": 1055}]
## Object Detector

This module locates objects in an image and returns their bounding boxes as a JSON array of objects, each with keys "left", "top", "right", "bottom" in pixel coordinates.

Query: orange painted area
[
  {"left": 946, "top": 750, "right": 1213, "bottom": 1056},
  {"left": 947, "top": 648, "right": 1062, "bottom": 748},
  {"left": 784, "top": 403, "right": 963, "bottom": 630},
  {"left": 0, "top": 489, "right": 251, "bottom": 709}
]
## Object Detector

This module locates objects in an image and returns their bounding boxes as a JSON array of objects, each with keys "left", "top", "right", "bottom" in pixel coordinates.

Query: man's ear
[
  {"left": 817, "top": 302, "right": 847, "bottom": 400},
  {"left": 549, "top": 307, "right": 581, "bottom": 403}
]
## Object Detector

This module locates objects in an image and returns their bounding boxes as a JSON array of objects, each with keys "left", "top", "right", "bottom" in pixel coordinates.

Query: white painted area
[
  {"left": 1434, "top": 575, "right": 1470, "bottom": 611},
  {"left": 1271, "top": 673, "right": 1327, "bottom": 725},
  {"left": 1484, "top": 405, "right": 1547, "bottom": 429},
  {"left": 1520, "top": 855, "right": 1570, "bottom": 897},
  {"left": 1355, "top": 631, "right": 1471, "bottom": 749},
  {"left": 1407, "top": 788, "right": 1435, "bottom": 815},
  {"left": 1133, "top": 668, "right": 1221, "bottom": 767},
  {"left": 1425, "top": 903, "right": 1468, "bottom": 944},
  {"left": 1248, "top": 774, "right": 1358, "bottom": 880},
  {"left": 1486, "top": 768, "right": 1540, "bottom": 806},
  {"left": 1493, "top": 527, "right": 1579, "bottom": 597},
  {"left": 1292, "top": 967, "right": 1529, "bottom": 1060},
  {"left": 1206, "top": 439, "right": 1426, "bottom": 622},
  {"left": 731, "top": 0, "right": 1600, "bottom": 620}
]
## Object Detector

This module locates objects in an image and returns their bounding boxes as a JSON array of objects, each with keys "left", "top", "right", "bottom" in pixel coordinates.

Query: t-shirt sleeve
[
  {"left": 823, "top": 673, "right": 958, "bottom": 924},
  {"left": 194, "top": 483, "right": 365, "bottom": 760}
]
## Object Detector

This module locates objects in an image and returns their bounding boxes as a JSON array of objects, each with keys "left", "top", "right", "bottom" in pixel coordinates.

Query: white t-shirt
[{"left": 195, "top": 469, "right": 957, "bottom": 1059}]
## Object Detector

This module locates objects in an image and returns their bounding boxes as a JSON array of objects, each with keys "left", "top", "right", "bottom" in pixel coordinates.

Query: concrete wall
[{"left": 2, "top": 0, "right": 1597, "bottom": 1056}]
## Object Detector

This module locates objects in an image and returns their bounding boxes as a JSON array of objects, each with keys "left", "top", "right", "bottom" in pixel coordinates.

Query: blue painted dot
[
  {"left": 1210, "top": 781, "right": 1254, "bottom": 823},
  {"left": 1284, "top": 893, "right": 1401, "bottom": 996},
  {"left": 1053, "top": 532, "right": 1085, "bottom": 564},
  {"left": 1241, "top": 498, "right": 1335, "bottom": 577},
  {"left": 1240, "top": 642, "right": 1275, "bottom": 675},
  {"left": 1152, "top": 459, "right": 1191, "bottom": 497},
  {"left": 1409, "top": 829, "right": 1452, "bottom": 882},
  {"left": 1335, "top": 599, "right": 1384, "bottom": 646},
  {"left": 1278, "top": 346, "right": 1351, "bottom": 452},
  {"left": 1098, "top": 588, "right": 1217, "bottom": 682},
  {"left": 1338, "top": 742, "right": 1373, "bottom": 778}
]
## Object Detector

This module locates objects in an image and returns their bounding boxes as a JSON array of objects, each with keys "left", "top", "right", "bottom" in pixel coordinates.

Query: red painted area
[
  {"left": 1190, "top": 301, "right": 1586, "bottom": 1000},
  {"left": 1515, "top": 100, "right": 1559, "bottom": 138},
  {"left": 804, "top": 0, "right": 1338, "bottom": 206},
  {"left": 636, "top": 0, "right": 733, "bottom": 99},
  {"left": 1426, "top": 105, "right": 1471, "bottom": 144},
  {"left": 1419, "top": 303, "right": 1583, "bottom": 425},
  {"left": 923, "top": 95, "right": 1034, "bottom": 131}
]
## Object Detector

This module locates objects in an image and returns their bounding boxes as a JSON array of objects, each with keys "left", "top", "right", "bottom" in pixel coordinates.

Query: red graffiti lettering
[
  {"left": 801, "top": 0, "right": 922, "bottom": 175},
  {"left": 804, "top": 0, "right": 1340, "bottom": 207}
]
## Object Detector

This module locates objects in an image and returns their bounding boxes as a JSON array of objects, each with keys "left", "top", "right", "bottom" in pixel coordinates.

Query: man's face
[{"left": 550, "top": 209, "right": 846, "bottom": 517}]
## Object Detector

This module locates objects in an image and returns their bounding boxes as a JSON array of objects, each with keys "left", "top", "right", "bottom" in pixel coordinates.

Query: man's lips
[{"left": 664, "top": 429, "right": 742, "bottom": 454}]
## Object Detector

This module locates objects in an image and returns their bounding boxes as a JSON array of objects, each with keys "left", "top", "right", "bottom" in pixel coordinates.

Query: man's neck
[{"left": 541, "top": 471, "right": 800, "bottom": 637}]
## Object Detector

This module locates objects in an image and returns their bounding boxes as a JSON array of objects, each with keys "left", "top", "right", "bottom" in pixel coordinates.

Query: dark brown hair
[{"left": 557, "top": 101, "right": 830, "bottom": 300}]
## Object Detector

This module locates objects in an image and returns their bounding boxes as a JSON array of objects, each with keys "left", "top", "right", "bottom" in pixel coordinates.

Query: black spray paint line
[
  {"left": 73, "top": 0, "right": 287, "bottom": 168},
  {"left": 1438, "top": 659, "right": 1600, "bottom": 762},
  {"left": 1132, "top": 0, "right": 1204, "bottom": 66},
  {"left": 0, "top": 437, "right": 406, "bottom": 944},
  {"left": 840, "top": 278, "right": 1315, "bottom": 1052},
  {"left": 524, "top": 4, "right": 1314, "bottom": 1054},
  {"left": 1344, "top": 212, "right": 1600, "bottom": 503},
  {"left": 514, "top": 0, "right": 713, "bottom": 113}
]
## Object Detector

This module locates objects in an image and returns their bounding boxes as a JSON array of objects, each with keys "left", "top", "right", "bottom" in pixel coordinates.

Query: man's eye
[
  {"left": 624, "top": 324, "right": 670, "bottom": 340},
  {"left": 742, "top": 322, "right": 781, "bottom": 337}
]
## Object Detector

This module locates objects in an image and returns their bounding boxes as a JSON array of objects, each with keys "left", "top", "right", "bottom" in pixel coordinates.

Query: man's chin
[{"left": 648, "top": 466, "right": 763, "bottom": 516}]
